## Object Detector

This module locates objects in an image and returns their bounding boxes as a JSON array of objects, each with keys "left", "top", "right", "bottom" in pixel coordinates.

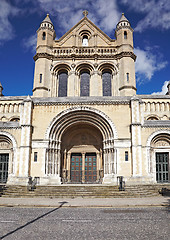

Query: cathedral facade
[{"left": 0, "top": 12, "right": 170, "bottom": 185}]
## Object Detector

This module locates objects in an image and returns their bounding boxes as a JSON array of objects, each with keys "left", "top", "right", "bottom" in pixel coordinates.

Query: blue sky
[{"left": 0, "top": 0, "right": 170, "bottom": 96}]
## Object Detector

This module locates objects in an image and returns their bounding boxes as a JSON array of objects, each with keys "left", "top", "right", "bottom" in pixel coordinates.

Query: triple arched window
[{"left": 55, "top": 66, "right": 113, "bottom": 97}]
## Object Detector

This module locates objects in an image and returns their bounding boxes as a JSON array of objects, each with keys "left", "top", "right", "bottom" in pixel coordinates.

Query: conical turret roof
[
  {"left": 119, "top": 13, "right": 129, "bottom": 22},
  {"left": 116, "top": 13, "right": 131, "bottom": 31},
  {"left": 42, "top": 14, "right": 53, "bottom": 25}
]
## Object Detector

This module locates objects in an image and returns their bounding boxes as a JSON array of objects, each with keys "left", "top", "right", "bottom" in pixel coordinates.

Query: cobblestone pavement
[{"left": 0, "top": 206, "right": 170, "bottom": 240}]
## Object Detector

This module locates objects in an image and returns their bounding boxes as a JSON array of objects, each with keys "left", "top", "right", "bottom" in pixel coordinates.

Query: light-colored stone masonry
[{"left": 0, "top": 12, "right": 169, "bottom": 185}]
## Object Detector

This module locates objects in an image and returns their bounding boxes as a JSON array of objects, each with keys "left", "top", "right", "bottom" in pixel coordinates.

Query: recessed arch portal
[
  {"left": 45, "top": 107, "right": 117, "bottom": 183},
  {"left": 147, "top": 130, "right": 170, "bottom": 183},
  {"left": 61, "top": 123, "right": 103, "bottom": 183},
  {"left": 0, "top": 132, "right": 17, "bottom": 183}
]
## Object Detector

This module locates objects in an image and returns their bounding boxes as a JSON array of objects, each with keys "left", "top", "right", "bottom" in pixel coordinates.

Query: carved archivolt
[
  {"left": 98, "top": 61, "right": 118, "bottom": 75},
  {"left": 45, "top": 106, "right": 118, "bottom": 141},
  {"left": 146, "top": 130, "right": 170, "bottom": 147},
  {"left": 52, "top": 63, "right": 71, "bottom": 73},
  {"left": 151, "top": 133, "right": 170, "bottom": 147},
  {"left": 0, "top": 137, "right": 12, "bottom": 149}
]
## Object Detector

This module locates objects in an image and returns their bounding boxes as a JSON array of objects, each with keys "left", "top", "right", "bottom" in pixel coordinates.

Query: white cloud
[
  {"left": 152, "top": 81, "right": 169, "bottom": 95},
  {"left": 36, "top": 0, "right": 120, "bottom": 34},
  {"left": 121, "top": 0, "right": 170, "bottom": 32},
  {"left": 22, "top": 34, "right": 37, "bottom": 53},
  {"left": 17, "top": 0, "right": 121, "bottom": 52},
  {"left": 0, "top": 0, "right": 19, "bottom": 44},
  {"left": 134, "top": 47, "right": 168, "bottom": 84}
]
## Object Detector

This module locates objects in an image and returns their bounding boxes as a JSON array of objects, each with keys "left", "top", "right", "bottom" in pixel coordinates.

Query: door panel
[
  {"left": 70, "top": 153, "right": 82, "bottom": 182},
  {"left": 156, "top": 152, "right": 169, "bottom": 183},
  {"left": 85, "top": 153, "right": 97, "bottom": 183},
  {"left": 0, "top": 154, "right": 9, "bottom": 183}
]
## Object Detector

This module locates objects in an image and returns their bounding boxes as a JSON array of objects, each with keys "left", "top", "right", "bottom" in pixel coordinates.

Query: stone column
[
  {"left": 131, "top": 96, "right": 142, "bottom": 177},
  {"left": 97, "top": 152, "right": 100, "bottom": 181},
  {"left": 57, "top": 142, "right": 61, "bottom": 176},
  {"left": 67, "top": 152, "right": 71, "bottom": 182},
  {"left": 103, "top": 140, "right": 115, "bottom": 184},
  {"left": 19, "top": 96, "right": 33, "bottom": 185},
  {"left": 103, "top": 148, "right": 107, "bottom": 175},
  {"left": 82, "top": 152, "right": 85, "bottom": 183},
  {"left": 62, "top": 149, "right": 67, "bottom": 182}
]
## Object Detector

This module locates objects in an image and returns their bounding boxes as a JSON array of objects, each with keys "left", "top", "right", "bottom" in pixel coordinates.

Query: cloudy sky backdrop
[{"left": 0, "top": 0, "right": 170, "bottom": 96}]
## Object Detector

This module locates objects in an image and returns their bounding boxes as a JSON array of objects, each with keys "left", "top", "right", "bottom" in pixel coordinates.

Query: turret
[
  {"left": 33, "top": 14, "right": 55, "bottom": 97},
  {"left": 115, "top": 13, "right": 133, "bottom": 48},
  {"left": 36, "top": 14, "right": 56, "bottom": 48},
  {"left": 115, "top": 13, "right": 136, "bottom": 96}
]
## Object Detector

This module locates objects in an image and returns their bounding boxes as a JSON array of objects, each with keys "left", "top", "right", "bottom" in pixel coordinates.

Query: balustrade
[{"left": 53, "top": 47, "right": 117, "bottom": 57}]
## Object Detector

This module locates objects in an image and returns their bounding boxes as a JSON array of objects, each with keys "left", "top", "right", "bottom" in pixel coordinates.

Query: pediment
[{"left": 55, "top": 17, "right": 114, "bottom": 47}]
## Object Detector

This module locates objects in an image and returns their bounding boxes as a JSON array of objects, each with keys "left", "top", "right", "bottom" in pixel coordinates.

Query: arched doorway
[
  {"left": 0, "top": 135, "right": 13, "bottom": 183},
  {"left": 45, "top": 107, "right": 117, "bottom": 184},
  {"left": 61, "top": 123, "right": 103, "bottom": 183},
  {"left": 151, "top": 133, "right": 170, "bottom": 183}
]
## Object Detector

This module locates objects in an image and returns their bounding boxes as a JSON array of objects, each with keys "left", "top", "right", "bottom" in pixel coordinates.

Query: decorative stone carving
[
  {"left": 0, "top": 141, "right": 12, "bottom": 149},
  {"left": 153, "top": 140, "right": 169, "bottom": 147}
]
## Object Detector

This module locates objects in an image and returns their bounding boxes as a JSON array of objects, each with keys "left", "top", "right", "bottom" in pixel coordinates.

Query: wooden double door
[{"left": 70, "top": 153, "right": 97, "bottom": 183}]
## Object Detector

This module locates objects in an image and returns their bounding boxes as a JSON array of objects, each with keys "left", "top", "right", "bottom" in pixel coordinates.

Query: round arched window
[
  {"left": 82, "top": 35, "right": 88, "bottom": 46},
  {"left": 102, "top": 69, "right": 112, "bottom": 96},
  {"left": 80, "top": 70, "right": 90, "bottom": 96},
  {"left": 124, "top": 31, "right": 127, "bottom": 39},
  {"left": 42, "top": 32, "right": 46, "bottom": 40},
  {"left": 58, "top": 70, "right": 68, "bottom": 97}
]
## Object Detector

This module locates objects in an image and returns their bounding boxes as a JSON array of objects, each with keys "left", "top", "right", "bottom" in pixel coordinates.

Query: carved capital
[
  {"left": 93, "top": 63, "right": 98, "bottom": 69},
  {"left": 71, "top": 63, "right": 76, "bottom": 69}
]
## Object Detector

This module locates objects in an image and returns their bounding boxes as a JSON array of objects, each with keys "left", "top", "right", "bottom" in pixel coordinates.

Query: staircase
[{"left": 0, "top": 184, "right": 170, "bottom": 198}]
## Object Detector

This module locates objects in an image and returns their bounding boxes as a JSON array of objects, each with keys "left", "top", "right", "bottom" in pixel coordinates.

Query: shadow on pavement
[
  {"left": 163, "top": 198, "right": 170, "bottom": 213},
  {"left": 0, "top": 201, "right": 68, "bottom": 239}
]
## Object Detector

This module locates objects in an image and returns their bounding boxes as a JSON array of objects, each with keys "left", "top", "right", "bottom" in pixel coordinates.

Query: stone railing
[{"left": 53, "top": 47, "right": 117, "bottom": 57}]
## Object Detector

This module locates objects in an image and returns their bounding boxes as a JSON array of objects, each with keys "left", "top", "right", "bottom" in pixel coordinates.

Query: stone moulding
[
  {"left": 143, "top": 120, "right": 170, "bottom": 128},
  {"left": 32, "top": 97, "right": 131, "bottom": 106},
  {"left": 0, "top": 122, "right": 20, "bottom": 129},
  {"left": 33, "top": 51, "right": 136, "bottom": 61},
  {"left": 33, "top": 101, "right": 130, "bottom": 106}
]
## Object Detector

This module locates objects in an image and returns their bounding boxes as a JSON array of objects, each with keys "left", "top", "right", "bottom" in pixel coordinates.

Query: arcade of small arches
[{"left": 49, "top": 62, "right": 119, "bottom": 97}]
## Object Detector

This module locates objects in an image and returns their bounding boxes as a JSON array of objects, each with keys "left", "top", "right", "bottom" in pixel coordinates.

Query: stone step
[{"left": 1, "top": 184, "right": 169, "bottom": 198}]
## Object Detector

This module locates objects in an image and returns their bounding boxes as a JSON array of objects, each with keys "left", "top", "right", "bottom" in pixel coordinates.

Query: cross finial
[{"left": 83, "top": 10, "right": 88, "bottom": 17}]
